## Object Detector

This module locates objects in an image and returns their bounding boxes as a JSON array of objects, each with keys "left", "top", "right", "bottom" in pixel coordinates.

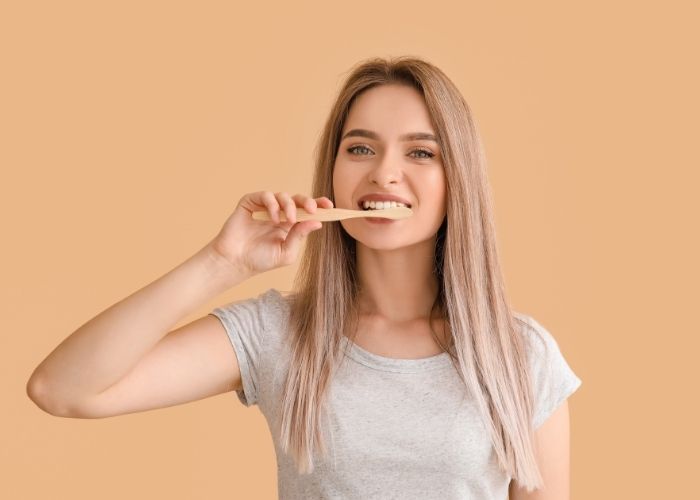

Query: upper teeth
[{"left": 362, "top": 200, "right": 409, "bottom": 210}]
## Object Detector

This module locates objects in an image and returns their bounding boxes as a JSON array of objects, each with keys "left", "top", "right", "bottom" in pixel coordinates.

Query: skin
[
  {"left": 332, "top": 83, "right": 447, "bottom": 336},
  {"left": 509, "top": 400, "right": 571, "bottom": 500}
]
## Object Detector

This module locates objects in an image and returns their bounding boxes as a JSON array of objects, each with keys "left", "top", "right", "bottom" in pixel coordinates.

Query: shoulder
[
  {"left": 512, "top": 311, "right": 561, "bottom": 360},
  {"left": 512, "top": 310, "right": 583, "bottom": 429},
  {"left": 210, "top": 288, "right": 293, "bottom": 347},
  {"left": 254, "top": 288, "right": 295, "bottom": 343},
  {"left": 215, "top": 287, "right": 291, "bottom": 317},
  {"left": 511, "top": 310, "right": 579, "bottom": 391},
  {"left": 259, "top": 287, "right": 293, "bottom": 314}
]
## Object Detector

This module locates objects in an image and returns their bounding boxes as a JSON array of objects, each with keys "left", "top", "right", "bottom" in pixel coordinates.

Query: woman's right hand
[{"left": 209, "top": 191, "right": 333, "bottom": 278}]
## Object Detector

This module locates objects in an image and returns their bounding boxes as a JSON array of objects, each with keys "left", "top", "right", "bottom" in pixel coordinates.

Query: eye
[
  {"left": 347, "top": 144, "right": 374, "bottom": 156},
  {"left": 410, "top": 148, "right": 435, "bottom": 159},
  {"left": 346, "top": 144, "right": 436, "bottom": 159}
]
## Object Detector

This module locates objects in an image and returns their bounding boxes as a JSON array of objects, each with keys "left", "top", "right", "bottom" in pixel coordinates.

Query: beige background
[{"left": 2, "top": 1, "right": 697, "bottom": 498}]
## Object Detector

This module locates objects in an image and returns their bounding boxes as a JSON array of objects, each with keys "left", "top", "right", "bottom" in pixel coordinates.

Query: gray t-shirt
[{"left": 209, "top": 288, "right": 582, "bottom": 500}]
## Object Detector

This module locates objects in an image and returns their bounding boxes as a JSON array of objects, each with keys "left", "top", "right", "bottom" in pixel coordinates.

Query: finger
[
  {"left": 292, "top": 193, "right": 317, "bottom": 214},
  {"left": 317, "top": 196, "right": 334, "bottom": 208},
  {"left": 258, "top": 190, "right": 280, "bottom": 224},
  {"left": 275, "top": 191, "right": 296, "bottom": 225},
  {"left": 281, "top": 220, "right": 322, "bottom": 260}
]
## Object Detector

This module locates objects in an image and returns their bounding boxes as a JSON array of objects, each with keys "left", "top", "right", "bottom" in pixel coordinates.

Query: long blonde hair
[{"left": 278, "top": 55, "right": 543, "bottom": 491}]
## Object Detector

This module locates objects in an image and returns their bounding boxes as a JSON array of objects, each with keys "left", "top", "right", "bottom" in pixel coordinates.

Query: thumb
[{"left": 280, "top": 221, "right": 322, "bottom": 259}]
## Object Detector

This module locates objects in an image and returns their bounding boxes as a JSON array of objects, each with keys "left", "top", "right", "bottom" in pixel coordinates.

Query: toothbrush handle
[{"left": 251, "top": 207, "right": 364, "bottom": 222}]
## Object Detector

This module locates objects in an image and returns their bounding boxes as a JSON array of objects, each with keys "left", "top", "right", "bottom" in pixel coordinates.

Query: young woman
[{"left": 27, "top": 56, "right": 582, "bottom": 499}]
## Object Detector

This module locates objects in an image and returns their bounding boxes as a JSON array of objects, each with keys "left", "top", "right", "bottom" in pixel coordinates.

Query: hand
[{"left": 209, "top": 191, "right": 333, "bottom": 277}]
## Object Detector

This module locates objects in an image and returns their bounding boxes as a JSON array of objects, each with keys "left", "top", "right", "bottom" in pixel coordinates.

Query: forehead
[{"left": 343, "top": 84, "right": 435, "bottom": 136}]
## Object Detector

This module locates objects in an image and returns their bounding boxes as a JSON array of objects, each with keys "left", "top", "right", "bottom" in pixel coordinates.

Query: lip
[
  {"left": 365, "top": 217, "right": 397, "bottom": 224},
  {"left": 356, "top": 192, "right": 413, "bottom": 209}
]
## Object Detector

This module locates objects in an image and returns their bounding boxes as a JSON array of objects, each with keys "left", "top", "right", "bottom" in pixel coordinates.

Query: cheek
[
  {"left": 420, "top": 169, "right": 447, "bottom": 201},
  {"left": 333, "top": 163, "right": 361, "bottom": 202},
  {"left": 332, "top": 165, "right": 344, "bottom": 195},
  {"left": 332, "top": 174, "right": 348, "bottom": 209}
]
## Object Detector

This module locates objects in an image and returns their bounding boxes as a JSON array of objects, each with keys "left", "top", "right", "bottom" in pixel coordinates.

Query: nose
[{"left": 367, "top": 148, "right": 403, "bottom": 187}]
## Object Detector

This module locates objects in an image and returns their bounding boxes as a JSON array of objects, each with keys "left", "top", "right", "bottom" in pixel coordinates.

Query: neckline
[{"left": 340, "top": 335, "right": 452, "bottom": 373}]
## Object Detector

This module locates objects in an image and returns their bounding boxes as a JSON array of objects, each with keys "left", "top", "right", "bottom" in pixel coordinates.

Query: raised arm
[
  {"left": 25, "top": 242, "right": 249, "bottom": 417},
  {"left": 26, "top": 191, "right": 332, "bottom": 418}
]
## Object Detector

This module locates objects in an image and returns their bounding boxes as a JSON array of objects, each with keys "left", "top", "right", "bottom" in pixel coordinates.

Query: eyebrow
[{"left": 341, "top": 128, "right": 438, "bottom": 143}]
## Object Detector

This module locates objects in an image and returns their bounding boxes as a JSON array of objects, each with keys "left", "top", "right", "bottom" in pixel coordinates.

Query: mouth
[{"left": 356, "top": 201, "right": 413, "bottom": 211}]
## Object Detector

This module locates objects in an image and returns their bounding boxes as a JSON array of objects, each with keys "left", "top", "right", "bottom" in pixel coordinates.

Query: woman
[{"left": 27, "top": 56, "right": 582, "bottom": 499}]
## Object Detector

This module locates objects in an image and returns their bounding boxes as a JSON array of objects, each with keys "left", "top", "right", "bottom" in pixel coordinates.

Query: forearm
[{"left": 27, "top": 242, "right": 250, "bottom": 407}]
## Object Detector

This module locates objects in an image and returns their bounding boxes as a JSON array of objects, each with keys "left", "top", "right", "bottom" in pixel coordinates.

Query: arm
[
  {"left": 509, "top": 400, "right": 571, "bottom": 500},
  {"left": 26, "top": 242, "right": 251, "bottom": 417}
]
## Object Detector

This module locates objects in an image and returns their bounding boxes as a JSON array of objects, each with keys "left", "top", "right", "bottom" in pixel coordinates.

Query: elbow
[{"left": 26, "top": 374, "right": 82, "bottom": 418}]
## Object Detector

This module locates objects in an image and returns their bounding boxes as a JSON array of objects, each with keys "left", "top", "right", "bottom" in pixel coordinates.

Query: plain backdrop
[{"left": 2, "top": 1, "right": 698, "bottom": 499}]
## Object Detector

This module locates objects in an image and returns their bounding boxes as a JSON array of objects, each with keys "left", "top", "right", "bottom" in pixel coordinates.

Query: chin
[{"left": 354, "top": 233, "right": 426, "bottom": 251}]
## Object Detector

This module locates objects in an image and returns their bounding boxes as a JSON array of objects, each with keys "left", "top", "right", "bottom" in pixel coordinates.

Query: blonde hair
[{"left": 277, "top": 55, "right": 544, "bottom": 491}]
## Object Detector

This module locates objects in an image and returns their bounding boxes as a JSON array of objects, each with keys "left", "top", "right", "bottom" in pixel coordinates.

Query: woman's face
[{"left": 332, "top": 83, "right": 447, "bottom": 250}]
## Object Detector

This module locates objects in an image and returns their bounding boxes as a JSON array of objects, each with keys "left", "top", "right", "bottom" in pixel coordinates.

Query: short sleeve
[
  {"left": 208, "top": 289, "right": 279, "bottom": 407},
  {"left": 517, "top": 314, "right": 583, "bottom": 429}
]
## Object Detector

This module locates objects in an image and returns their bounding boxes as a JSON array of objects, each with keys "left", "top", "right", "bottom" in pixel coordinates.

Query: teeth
[{"left": 362, "top": 200, "right": 409, "bottom": 210}]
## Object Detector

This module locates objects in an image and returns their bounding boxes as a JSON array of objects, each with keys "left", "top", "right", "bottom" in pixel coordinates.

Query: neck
[{"left": 355, "top": 236, "right": 440, "bottom": 323}]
